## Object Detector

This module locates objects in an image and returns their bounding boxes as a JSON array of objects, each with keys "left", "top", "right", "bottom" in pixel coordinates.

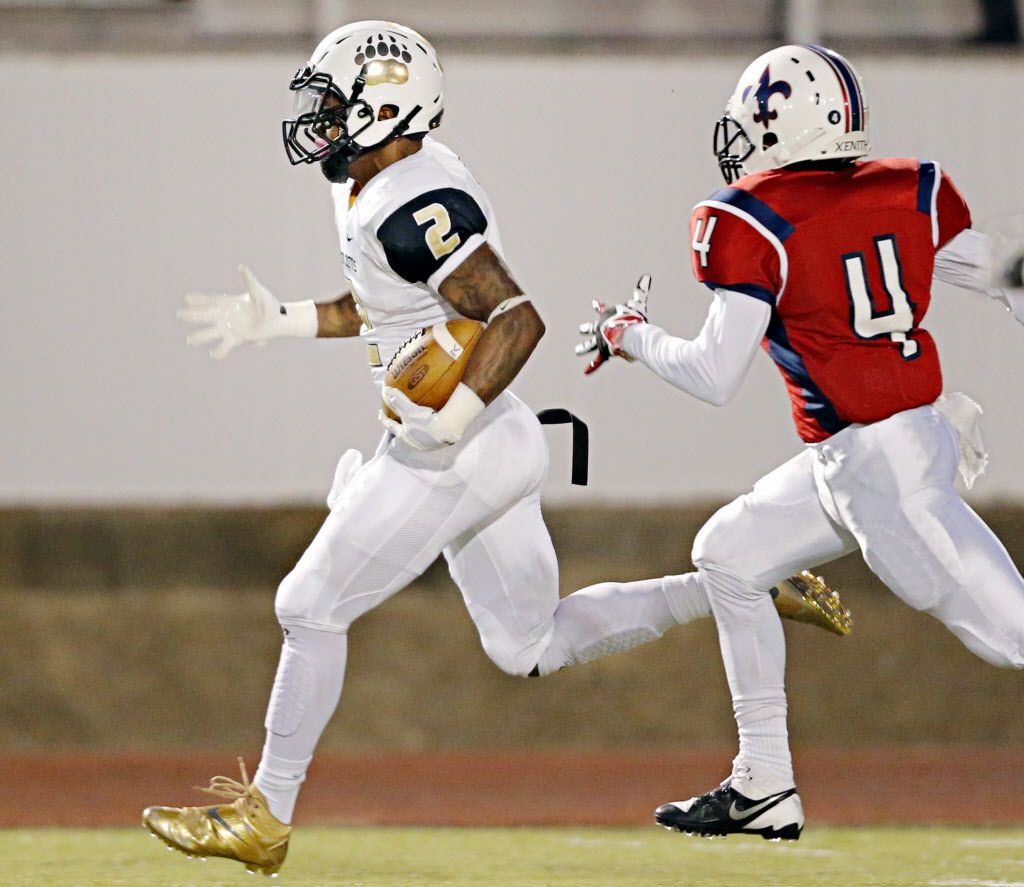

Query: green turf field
[{"left": 3, "top": 826, "right": 1024, "bottom": 887}]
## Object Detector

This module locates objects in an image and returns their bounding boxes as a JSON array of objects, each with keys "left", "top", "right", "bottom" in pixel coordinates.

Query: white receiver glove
[
  {"left": 380, "top": 384, "right": 485, "bottom": 451},
  {"left": 178, "top": 265, "right": 318, "bottom": 359}
]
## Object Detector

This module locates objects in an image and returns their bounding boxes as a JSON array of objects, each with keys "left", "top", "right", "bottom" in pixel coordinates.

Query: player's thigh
[
  {"left": 816, "top": 405, "right": 968, "bottom": 611},
  {"left": 692, "top": 449, "right": 858, "bottom": 588},
  {"left": 443, "top": 491, "right": 559, "bottom": 676},
  {"left": 820, "top": 407, "right": 1024, "bottom": 666},
  {"left": 923, "top": 495, "right": 1024, "bottom": 667},
  {"left": 450, "top": 391, "right": 549, "bottom": 507},
  {"left": 276, "top": 447, "right": 491, "bottom": 632}
]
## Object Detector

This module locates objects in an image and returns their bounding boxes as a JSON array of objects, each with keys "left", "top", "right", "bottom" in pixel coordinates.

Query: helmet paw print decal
[{"left": 354, "top": 32, "right": 414, "bottom": 66}]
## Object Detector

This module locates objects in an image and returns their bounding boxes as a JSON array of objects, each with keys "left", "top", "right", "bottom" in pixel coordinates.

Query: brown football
[{"left": 382, "top": 319, "right": 484, "bottom": 421}]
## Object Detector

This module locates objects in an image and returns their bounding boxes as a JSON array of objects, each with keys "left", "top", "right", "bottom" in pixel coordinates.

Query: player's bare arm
[
  {"left": 439, "top": 242, "right": 545, "bottom": 404},
  {"left": 315, "top": 293, "right": 362, "bottom": 338},
  {"left": 380, "top": 242, "right": 544, "bottom": 451}
]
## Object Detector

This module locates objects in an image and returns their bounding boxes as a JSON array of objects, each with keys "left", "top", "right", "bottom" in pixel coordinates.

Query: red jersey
[{"left": 689, "top": 158, "right": 972, "bottom": 443}]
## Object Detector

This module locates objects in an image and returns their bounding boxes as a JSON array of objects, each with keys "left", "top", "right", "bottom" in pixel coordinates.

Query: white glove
[
  {"left": 380, "top": 384, "right": 486, "bottom": 451},
  {"left": 178, "top": 265, "right": 318, "bottom": 359},
  {"left": 575, "top": 274, "right": 651, "bottom": 375}
]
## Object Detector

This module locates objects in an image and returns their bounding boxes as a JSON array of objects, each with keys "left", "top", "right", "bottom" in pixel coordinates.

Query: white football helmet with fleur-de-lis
[
  {"left": 282, "top": 20, "right": 444, "bottom": 168},
  {"left": 714, "top": 44, "right": 870, "bottom": 184}
]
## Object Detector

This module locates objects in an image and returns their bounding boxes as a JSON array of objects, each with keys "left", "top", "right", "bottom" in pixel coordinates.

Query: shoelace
[
  {"left": 193, "top": 758, "right": 290, "bottom": 850},
  {"left": 196, "top": 757, "right": 253, "bottom": 803}
]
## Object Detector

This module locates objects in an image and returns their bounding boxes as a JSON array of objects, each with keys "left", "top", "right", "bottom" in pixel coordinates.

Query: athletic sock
[
  {"left": 253, "top": 624, "right": 348, "bottom": 824},
  {"left": 699, "top": 564, "right": 794, "bottom": 793},
  {"left": 734, "top": 711, "right": 794, "bottom": 795},
  {"left": 253, "top": 749, "right": 312, "bottom": 824},
  {"left": 661, "top": 572, "right": 712, "bottom": 624}
]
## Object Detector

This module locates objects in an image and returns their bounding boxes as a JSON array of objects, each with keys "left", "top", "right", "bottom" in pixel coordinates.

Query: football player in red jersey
[{"left": 579, "top": 44, "right": 1024, "bottom": 840}]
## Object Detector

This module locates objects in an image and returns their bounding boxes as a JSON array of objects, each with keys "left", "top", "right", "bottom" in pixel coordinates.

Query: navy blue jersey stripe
[
  {"left": 917, "top": 160, "right": 937, "bottom": 215},
  {"left": 707, "top": 188, "right": 796, "bottom": 242},
  {"left": 804, "top": 45, "right": 863, "bottom": 132},
  {"left": 703, "top": 281, "right": 776, "bottom": 306},
  {"left": 765, "top": 310, "right": 849, "bottom": 436}
]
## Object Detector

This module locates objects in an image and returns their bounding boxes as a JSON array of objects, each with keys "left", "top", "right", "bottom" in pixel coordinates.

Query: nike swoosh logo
[
  {"left": 207, "top": 808, "right": 244, "bottom": 840},
  {"left": 728, "top": 790, "right": 793, "bottom": 822}
]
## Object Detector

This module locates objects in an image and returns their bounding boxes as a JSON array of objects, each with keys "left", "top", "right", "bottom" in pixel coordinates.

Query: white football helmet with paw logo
[
  {"left": 715, "top": 44, "right": 870, "bottom": 183},
  {"left": 282, "top": 20, "right": 444, "bottom": 168}
]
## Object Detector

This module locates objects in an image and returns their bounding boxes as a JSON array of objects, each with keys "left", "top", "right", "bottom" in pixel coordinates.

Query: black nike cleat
[{"left": 655, "top": 779, "right": 804, "bottom": 841}]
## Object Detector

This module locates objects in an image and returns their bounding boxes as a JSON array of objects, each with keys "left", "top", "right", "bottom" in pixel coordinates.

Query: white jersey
[{"left": 331, "top": 137, "right": 504, "bottom": 390}]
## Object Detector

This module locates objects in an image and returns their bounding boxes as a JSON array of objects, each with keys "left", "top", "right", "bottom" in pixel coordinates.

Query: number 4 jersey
[
  {"left": 333, "top": 137, "right": 503, "bottom": 389},
  {"left": 689, "top": 158, "right": 971, "bottom": 443}
]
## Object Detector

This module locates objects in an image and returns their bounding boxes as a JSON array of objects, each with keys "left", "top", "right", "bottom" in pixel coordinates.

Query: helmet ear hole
[
  {"left": 378, "top": 104, "right": 399, "bottom": 121},
  {"left": 762, "top": 132, "right": 779, "bottom": 150}
]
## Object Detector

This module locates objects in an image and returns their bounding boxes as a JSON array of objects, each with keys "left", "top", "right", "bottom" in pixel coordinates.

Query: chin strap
[{"left": 332, "top": 103, "right": 424, "bottom": 169}]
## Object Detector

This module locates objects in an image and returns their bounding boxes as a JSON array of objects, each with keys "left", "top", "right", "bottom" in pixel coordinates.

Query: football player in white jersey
[{"left": 142, "top": 22, "right": 850, "bottom": 875}]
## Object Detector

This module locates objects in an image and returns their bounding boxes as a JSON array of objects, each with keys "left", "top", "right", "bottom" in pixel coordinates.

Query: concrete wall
[
  {"left": 3, "top": 51, "right": 1024, "bottom": 504},
  {"left": 6, "top": 503, "right": 1024, "bottom": 748}
]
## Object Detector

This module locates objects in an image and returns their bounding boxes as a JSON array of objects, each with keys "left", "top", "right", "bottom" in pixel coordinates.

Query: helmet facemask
[
  {"left": 282, "top": 66, "right": 378, "bottom": 167},
  {"left": 713, "top": 114, "right": 755, "bottom": 185},
  {"left": 282, "top": 65, "right": 426, "bottom": 180}
]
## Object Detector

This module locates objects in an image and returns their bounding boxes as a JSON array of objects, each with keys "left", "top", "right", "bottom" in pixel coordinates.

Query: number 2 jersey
[
  {"left": 332, "top": 137, "right": 503, "bottom": 391},
  {"left": 689, "top": 158, "right": 972, "bottom": 443}
]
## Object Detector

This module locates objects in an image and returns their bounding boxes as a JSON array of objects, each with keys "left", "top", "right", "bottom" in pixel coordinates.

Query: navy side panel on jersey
[
  {"left": 763, "top": 310, "right": 849, "bottom": 437},
  {"left": 376, "top": 188, "right": 488, "bottom": 284}
]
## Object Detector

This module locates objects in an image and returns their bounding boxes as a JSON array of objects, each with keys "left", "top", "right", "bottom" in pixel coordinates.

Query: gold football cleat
[
  {"left": 142, "top": 758, "right": 291, "bottom": 877},
  {"left": 772, "top": 570, "right": 853, "bottom": 636}
]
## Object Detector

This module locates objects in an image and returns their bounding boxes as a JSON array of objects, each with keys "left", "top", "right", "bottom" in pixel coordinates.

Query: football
[{"left": 382, "top": 319, "right": 484, "bottom": 421}]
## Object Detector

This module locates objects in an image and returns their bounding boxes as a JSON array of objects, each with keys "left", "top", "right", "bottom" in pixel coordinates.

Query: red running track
[{"left": 0, "top": 747, "right": 1018, "bottom": 828}]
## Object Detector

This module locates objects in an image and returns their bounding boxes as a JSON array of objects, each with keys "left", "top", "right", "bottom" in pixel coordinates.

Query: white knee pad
[
  {"left": 534, "top": 626, "right": 663, "bottom": 677},
  {"left": 264, "top": 629, "right": 313, "bottom": 737},
  {"left": 264, "top": 624, "right": 349, "bottom": 738}
]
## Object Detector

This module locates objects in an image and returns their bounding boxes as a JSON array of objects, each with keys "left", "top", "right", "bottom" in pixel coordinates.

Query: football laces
[{"left": 385, "top": 328, "right": 428, "bottom": 373}]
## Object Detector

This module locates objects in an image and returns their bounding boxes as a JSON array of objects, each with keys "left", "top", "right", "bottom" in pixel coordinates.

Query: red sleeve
[
  {"left": 689, "top": 203, "right": 783, "bottom": 305},
  {"left": 935, "top": 170, "right": 972, "bottom": 249}
]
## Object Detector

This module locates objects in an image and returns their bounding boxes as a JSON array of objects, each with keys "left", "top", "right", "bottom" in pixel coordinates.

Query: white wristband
[
  {"left": 279, "top": 300, "right": 319, "bottom": 338},
  {"left": 436, "top": 382, "right": 486, "bottom": 438}
]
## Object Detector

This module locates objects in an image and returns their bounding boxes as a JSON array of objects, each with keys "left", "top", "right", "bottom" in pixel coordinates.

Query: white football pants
[
  {"left": 694, "top": 402, "right": 1024, "bottom": 789},
  {"left": 255, "top": 390, "right": 696, "bottom": 821},
  {"left": 275, "top": 391, "right": 558, "bottom": 675}
]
